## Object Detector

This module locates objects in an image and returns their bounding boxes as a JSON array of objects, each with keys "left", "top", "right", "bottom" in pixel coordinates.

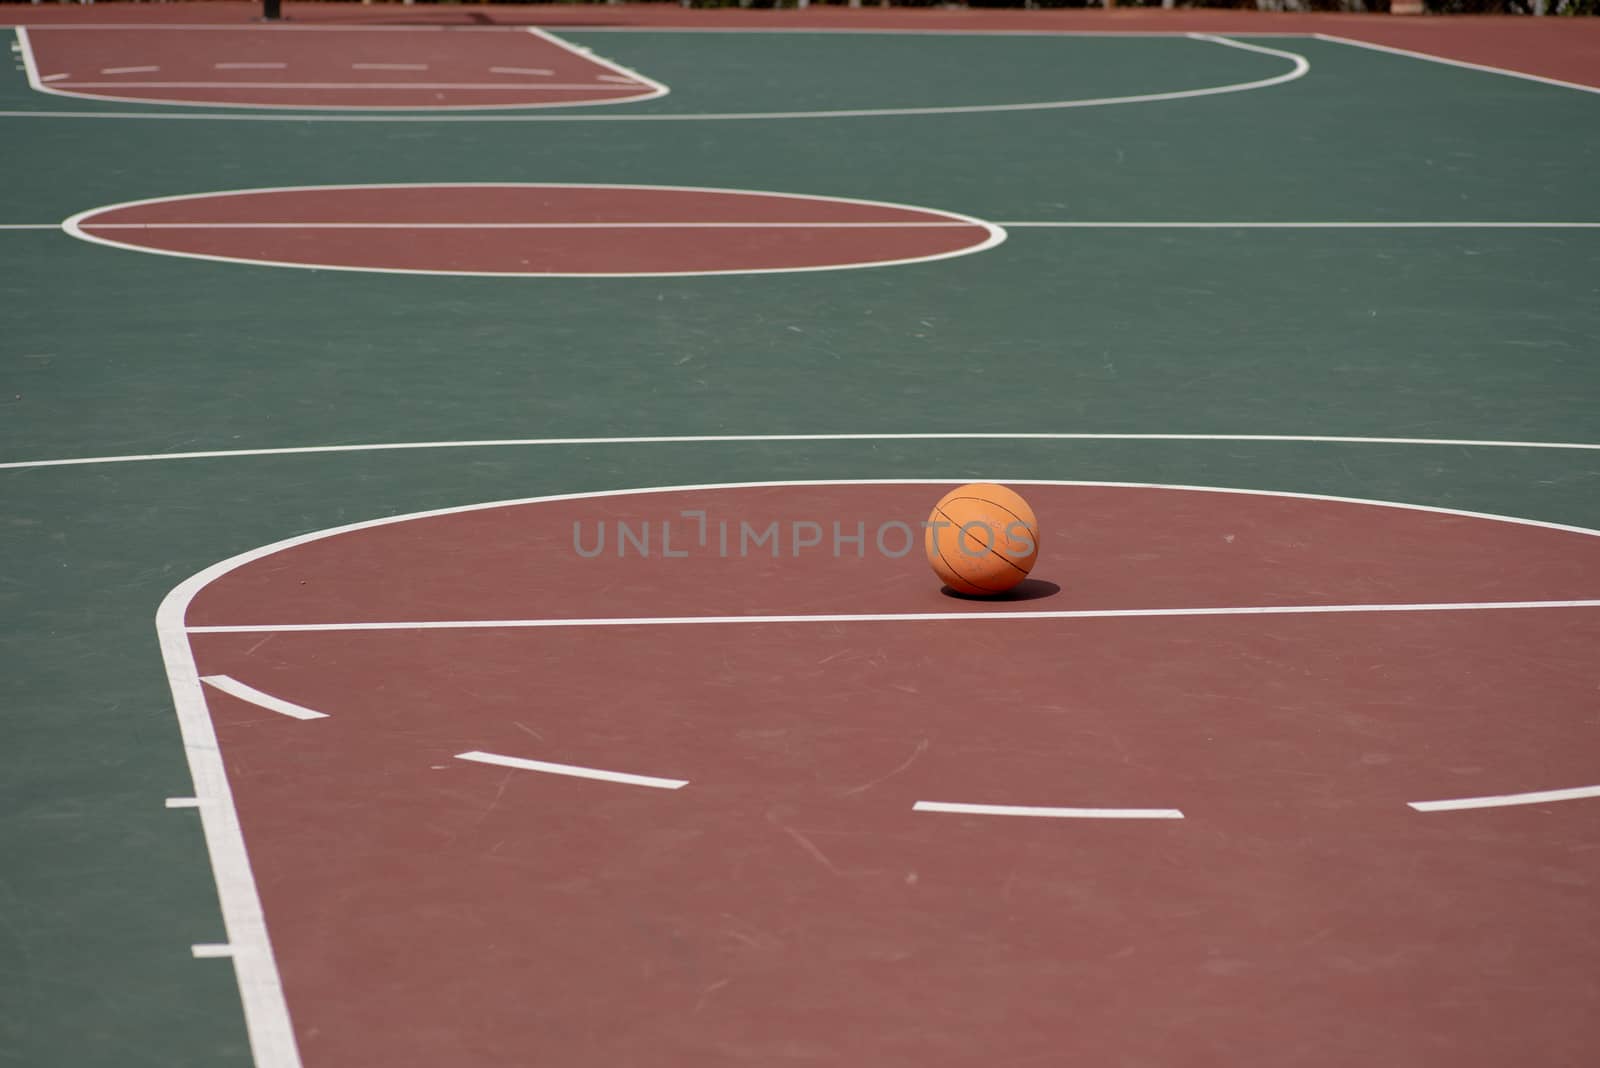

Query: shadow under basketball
[{"left": 939, "top": 578, "right": 1060, "bottom": 602}]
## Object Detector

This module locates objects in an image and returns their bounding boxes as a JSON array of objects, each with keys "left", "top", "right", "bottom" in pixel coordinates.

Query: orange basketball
[{"left": 924, "top": 483, "right": 1039, "bottom": 595}]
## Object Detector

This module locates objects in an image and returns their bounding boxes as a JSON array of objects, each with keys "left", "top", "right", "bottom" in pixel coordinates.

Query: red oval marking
[{"left": 66, "top": 184, "right": 1005, "bottom": 276}]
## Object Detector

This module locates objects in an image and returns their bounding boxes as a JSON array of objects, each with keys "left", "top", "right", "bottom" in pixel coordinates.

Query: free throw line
[{"left": 187, "top": 600, "right": 1600, "bottom": 635}]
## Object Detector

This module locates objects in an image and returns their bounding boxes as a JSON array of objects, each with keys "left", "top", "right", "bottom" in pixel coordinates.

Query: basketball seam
[
  {"left": 932, "top": 539, "right": 1006, "bottom": 594},
  {"left": 934, "top": 504, "right": 1030, "bottom": 578},
  {"left": 943, "top": 496, "right": 1035, "bottom": 540}
]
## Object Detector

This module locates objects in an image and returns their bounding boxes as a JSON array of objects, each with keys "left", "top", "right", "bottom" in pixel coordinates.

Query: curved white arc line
[
  {"left": 184, "top": 602, "right": 1600, "bottom": 634},
  {"left": 152, "top": 477, "right": 1600, "bottom": 1059},
  {"left": 156, "top": 591, "right": 302, "bottom": 1067},
  {"left": 1409, "top": 783, "right": 1600, "bottom": 813},
  {"left": 17, "top": 85, "right": 662, "bottom": 113},
  {"left": 5, "top": 34, "right": 1308, "bottom": 121},
  {"left": 201, "top": 675, "right": 328, "bottom": 720},
  {"left": 8, "top": 433, "right": 1600, "bottom": 473},
  {"left": 49, "top": 83, "right": 659, "bottom": 91},
  {"left": 165, "top": 479, "right": 1600, "bottom": 627},
  {"left": 59, "top": 181, "right": 1006, "bottom": 278},
  {"left": 13, "top": 26, "right": 668, "bottom": 112},
  {"left": 914, "top": 801, "right": 1184, "bottom": 820}
]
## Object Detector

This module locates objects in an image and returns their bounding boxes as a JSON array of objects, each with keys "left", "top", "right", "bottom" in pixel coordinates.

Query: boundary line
[
  {"left": 157, "top": 607, "right": 301, "bottom": 1067},
  {"left": 153, "top": 478, "right": 1600, "bottom": 1068},
  {"left": 0, "top": 32, "right": 1306, "bottom": 121},
  {"left": 58, "top": 181, "right": 1007, "bottom": 280},
  {"left": 12, "top": 25, "right": 43, "bottom": 94},
  {"left": 8, "top": 433, "right": 1600, "bottom": 473},
  {"left": 1312, "top": 33, "right": 1600, "bottom": 96},
  {"left": 525, "top": 25, "right": 671, "bottom": 106},
  {"left": 1409, "top": 783, "right": 1600, "bottom": 812},
  {"left": 185, "top": 600, "right": 1600, "bottom": 635},
  {"left": 914, "top": 800, "right": 1184, "bottom": 820}
]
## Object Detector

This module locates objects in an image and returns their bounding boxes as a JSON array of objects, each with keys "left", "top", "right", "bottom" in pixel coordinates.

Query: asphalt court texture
[{"left": 2, "top": 6, "right": 1598, "bottom": 1067}]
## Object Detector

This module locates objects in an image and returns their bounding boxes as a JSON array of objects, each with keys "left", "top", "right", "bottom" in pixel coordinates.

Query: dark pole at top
[{"left": 262, "top": 0, "right": 282, "bottom": 21}]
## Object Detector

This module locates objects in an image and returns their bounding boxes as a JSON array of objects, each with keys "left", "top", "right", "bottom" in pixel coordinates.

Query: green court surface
[{"left": 2, "top": 18, "right": 1597, "bottom": 1068}]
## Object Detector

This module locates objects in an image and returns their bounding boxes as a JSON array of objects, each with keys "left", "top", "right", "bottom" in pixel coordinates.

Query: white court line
[
  {"left": 187, "top": 600, "right": 1600, "bottom": 635},
  {"left": 455, "top": 750, "right": 688, "bottom": 790},
  {"left": 215, "top": 62, "right": 288, "bottom": 70},
  {"left": 569, "top": 28, "right": 1314, "bottom": 37},
  {"left": 1313, "top": 33, "right": 1600, "bottom": 96},
  {"left": 58, "top": 181, "right": 1005, "bottom": 281},
  {"left": 489, "top": 66, "right": 553, "bottom": 76},
  {"left": 1409, "top": 783, "right": 1600, "bottom": 813},
  {"left": 151, "top": 478, "right": 1600, "bottom": 1068},
  {"left": 32, "top": 220, "right": 1599, "bottom": 231},
  {"left": 596, "top": 73, "right": 639, "bottom": 85},
  {"left": 915, "top": 800, "right": 1184, "bottom": 820},
  {"left": 76, "top": 221, "right": 983, "bottom": 230},
  {"left": 8, "top": 432, "right": 1600, "bottom": 472},
  {"left": 12, "top": 27, "right": 44, "bottom": 92},
  {"left": 40, "top": 73, "right": 69, "bottom": 83},
  {"left": 0, "top": 31, "right": 1295, "bottom": 120},
  {"left": 351, "top": 62, "right": 427, "bottom": 71},
  {"left": 50, "top": 82, "right": 645, "bottom": 91},
  {"left": 165, "top": 797, "right": 201, "bottom": 809},
  {"left": 200, "top": 675, "right": 329, "bottom": 720},
  {"left": 191, "top": 943, "right": 236, "bottom": 959},
  {"left": 525, "top": 25, "right": 669, "bottom": 105},
  {"left": 1000, "top": 221, "right": 1600, "bottom": 230},
  {"left": 100, "top": 65, "right": 159, "bottom": 75},
  {"left": 161, "top": 633, "right": 300, "bottom": 1064}
]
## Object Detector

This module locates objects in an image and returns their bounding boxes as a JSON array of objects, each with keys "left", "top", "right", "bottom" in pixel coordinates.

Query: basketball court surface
[{"left": 2, "top": 4, "right": 1597, "bottom": 1066}]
